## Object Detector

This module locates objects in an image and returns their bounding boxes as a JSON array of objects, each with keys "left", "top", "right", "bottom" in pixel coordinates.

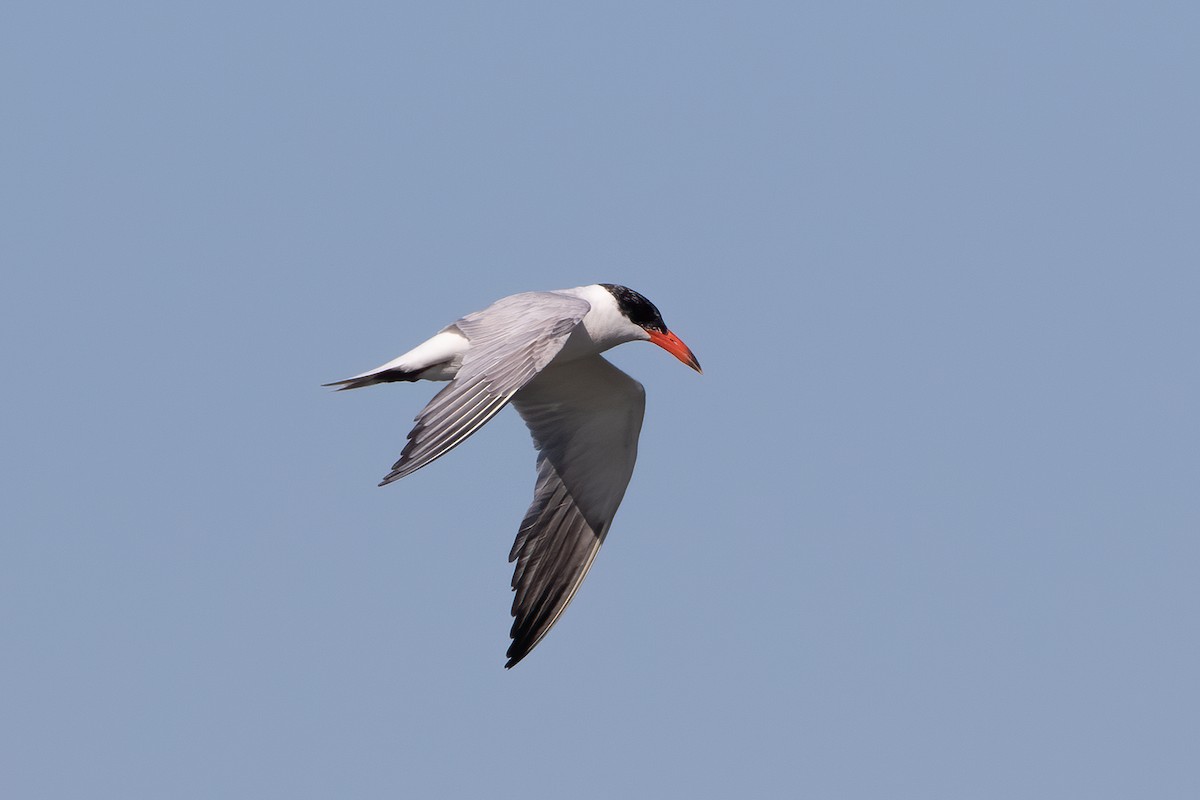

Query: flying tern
[{"left": 327, "top": 283, "right": 701, "bottom": 667}]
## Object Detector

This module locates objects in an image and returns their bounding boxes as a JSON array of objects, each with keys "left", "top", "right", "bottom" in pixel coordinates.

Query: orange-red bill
[{"left": 647, "top": 329, "right": 702, "bottom": 373}]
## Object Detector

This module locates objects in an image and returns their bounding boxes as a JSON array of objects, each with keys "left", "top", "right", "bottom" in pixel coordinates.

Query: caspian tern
[{"left": 327, "top": 283, "right": 701, "bottom": 667}]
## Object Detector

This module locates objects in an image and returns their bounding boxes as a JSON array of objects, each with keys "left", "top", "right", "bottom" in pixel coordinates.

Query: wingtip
[{"left": 504, "top": 646, "right": 530, "bottom": 670}]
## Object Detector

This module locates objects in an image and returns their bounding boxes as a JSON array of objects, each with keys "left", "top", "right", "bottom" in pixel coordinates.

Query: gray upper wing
[
  {"left": 505, "top": 354, "right": 646, "bottom": 667},
  {"left": 379, "top": 292, "right": 590, "bottom": 485}
]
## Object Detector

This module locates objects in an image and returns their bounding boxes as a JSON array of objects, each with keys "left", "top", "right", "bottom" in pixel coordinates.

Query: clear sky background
[{"left": 3, "top": 2, "right": 1198, "bottom": 798}]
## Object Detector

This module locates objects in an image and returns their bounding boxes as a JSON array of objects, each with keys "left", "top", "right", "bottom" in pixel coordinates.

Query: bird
[{"left": 326, "top": 283, "right": 701, "bottom": 668}]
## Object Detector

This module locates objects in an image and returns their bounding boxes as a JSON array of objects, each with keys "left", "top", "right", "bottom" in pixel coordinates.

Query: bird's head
[{"left": 600, "top": 284, "right": 702, "bottom": 373}]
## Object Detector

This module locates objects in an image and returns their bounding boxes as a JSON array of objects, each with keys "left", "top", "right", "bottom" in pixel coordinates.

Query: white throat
[{"left": 556, "top": 284, "right": 649, "bottom": 359}]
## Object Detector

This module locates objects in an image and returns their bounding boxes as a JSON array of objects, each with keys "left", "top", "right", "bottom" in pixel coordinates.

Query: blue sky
[{"left": 3, "top": 2, "right": 1198, "bottom": 798}]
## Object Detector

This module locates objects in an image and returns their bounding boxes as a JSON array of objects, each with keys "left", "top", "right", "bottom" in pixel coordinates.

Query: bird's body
[{"left": 327, "top": 284, "right": 700, "bottom": 667}]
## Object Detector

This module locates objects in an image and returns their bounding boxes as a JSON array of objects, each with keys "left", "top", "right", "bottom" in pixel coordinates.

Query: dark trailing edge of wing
[{"left": 504, "top": 461, "right": 607, "bottom": 668}]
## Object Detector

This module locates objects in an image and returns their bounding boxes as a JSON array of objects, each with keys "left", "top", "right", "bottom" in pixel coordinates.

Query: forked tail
[{"left": 322, "top": 367, "right": 418, "bottom": 391}]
